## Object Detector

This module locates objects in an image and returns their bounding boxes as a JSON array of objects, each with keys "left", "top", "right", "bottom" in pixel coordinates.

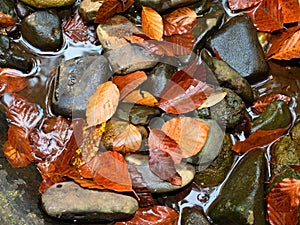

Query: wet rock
[
  {"left": 194, "top": 133, "right": 234, "bottom": 187},
  {"left": 15, "top": 2, "right": 30, "bottom": 19},
  {"left": 208, "top": 149, "right": 266, "bottom": 225},
  {"left": 20, "top": 0, "right": 76, "bottom": 8},
  {"left": 206, "top": 14, "right": 269, "bottom": 84},
  {"left": 21, "top": 11, "right": 63, "bottom": 51},
  {"left": 197, "top": 87, "right": 246, "bottom": 129},
  {"left": 51, "top": 55, "right": 112, "bottom": 117},
  {"left": 189, "top": 0, "right": 212, "bottom": 15},
  {"left": 0, "top": 35, "right": 34, "bottom": 73},
  {"left": 251, "top": 100, "right": 292, "bottom": 133},
  {"left": 126, "top": 154, "right": 195, "bottom": 193},
  {"left": 115, "top": 103, "right": 161, "bottom": 125},
  {"left": 106, "top": 44, "right": 159, "bottom": 74},
  {"left": 96, "top": 15, "right": 143, "bottom": 50},
  {"left": 291, "top": 122, "right": 300, "bottom": 146},
  {"left": 41, "top": 181, "right": 138, "bottom": 222},
  {"left": 79, "top": 0, "right": 103, "bottom": 22},
  {"left": 136, "top": 0, "right": 199, "bottom": 13},
  {"left": 181, "top": 206, "right": 211, "bottom": 225}
]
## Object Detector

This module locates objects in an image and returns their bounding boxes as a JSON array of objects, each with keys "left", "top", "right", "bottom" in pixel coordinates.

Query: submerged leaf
[
  {"left": 142, "top": 7, "right": 164, "bottom": 40},
  {"left": 123, "top": 89, "right": 158, "bottom": 107},
  {"left": 0, "top": 68, "right": 27, "bottom": 96},
  {"left": 228, "top": 0, "right": 261, "bottom": 11},
  {"left": 252, "top": 93, "right": 291, "bottom": 113},
  {"left": 198, "top": 91, "right": 227, "bottom": 109},
  {"left": 163, "top": 31, "right": 195, "bottom": 55}
]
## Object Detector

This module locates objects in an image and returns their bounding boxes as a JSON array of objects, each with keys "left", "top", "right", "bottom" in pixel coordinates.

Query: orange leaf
[
  {"left": 0, "top": 68, "right": 27, "bottom": 96},
  {"left": 142, "top": 7, "right": 164, "bottom": 40},
  {"left": 228, "top": 0, "right": 261, "bottom": 11},
  {"left": 3, "top": 141, "right": 31, "bottom": 168},
  {"left": 112, "top": 71, "right": 147, "bottom": 100},
  {"left": 252, "top": 93, "right": 291, "bottom": 113},
  {"left": 163, "top": 31, "right": 195, "bottom": 55},
  {"left": 232, "top": 128, "right": 288, "bottom": 153},
  {"left": 163, "top": 7, "right": 197, "bottom": 36},
  {"left": 267, "top": 178, "right": 300, "bottom": 225},
  {"left": 279, "top": 0, "right": 300, "bottom": 24},
  {"left": 113, "top": 123, "right": 142, "bottom": 154},
  {"left": 115, "top": 205, "right": 179, "bottom": 225},
  {"left": 162, "top": 117, "right": 209, "bottom": 158},
  {"left": 86, "top": 81, "right": 120, "bottom": 127},
  {"left": 0, "top": 12, "right": 16, "bottom": 28},
  {"left": 123, "top": 89, "right": 158, "bottom": 107}
]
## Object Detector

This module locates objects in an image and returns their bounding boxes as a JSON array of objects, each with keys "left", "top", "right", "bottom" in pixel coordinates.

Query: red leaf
[
  {"left": 0, "top": 12, "right": 16, "bottom": 28},
  {"left": 232, "top": 128, "right": 288, "bottom": 153},
  {"left": 163, "top": 7, "right": 197, "bottom": 36},
  {"left": 267, "top": 178, "right": 300, "bottom": 225},
  {"left": 0, "top": 68, "right": 27, "bottom": 96},
  {"left": 228, "top": 0, "right": 261, "bottom": 11},
  {"left": 252, "top": 93, "right": 291, "bottom": 113},
  {"left": 159, "top": 78, "right": 213, "bottom": 114},
  {"left": 115, "top": 205, "right": 179, "bottom": 225},
  {"left": 142, "top": 7, "right": 163, "bottom": 40},
  {"left": 163, "top": 31, "right": 195, "bottom": 55},
  {"left": 149, "top": 148, "right": 182, "bottom": 186},
  {"left": 148, "top": 128, "right": 182, "bottom": 164}
]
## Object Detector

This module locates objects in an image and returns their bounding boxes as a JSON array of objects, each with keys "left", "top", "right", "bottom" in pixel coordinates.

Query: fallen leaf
[
  {"left": 148, "top": 128, "right": 182, "bottom": 164},
  {"left": 123, "top": 89, "right": 158, "bottom": 107},
  {"left": 86, "top": 81, "right": 120, "bottom": 127},
  {"left": 115, "top": 205, "right": 179, "bottom": 225},
  {"left": 228, "top": 0, "right": 261, "bottom": 11},
  {"left": 162, "top": 117, "right": 209, "bottom": 158},
  {"left": 149, "top": 148, "right": 182, "bottom": 186},
  {"left": 252, "top": 93, "right": 291, "bottom": 113},
  {"left": 113, "top": 71, "right": 147, "bottom": 100},
  {"left": 0, "top": 68, "right": 27, "bottom": 96},
  {"left": 198, "top": 91, "right": 227, "bottom": 109},
  {"left": 0, "top": 12, "right": 16, "bottom": 28},
  {"left": 142, "top": 7, "right": 164, "bottom": 40},
  {"left": 279, "top": 0, "right": 300, "bottom": 24},
  {"left": 232, "top": 128, "right": 288, "bottom": 153},
  {"left": 163, "top": 7, "right": 197, "bottom": 36},
  {"left": 163, "top": 31, "right": 195, "bottom": 55}
]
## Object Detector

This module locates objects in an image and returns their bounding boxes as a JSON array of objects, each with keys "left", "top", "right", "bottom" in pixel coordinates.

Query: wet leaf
[
  {"left": 86, "top": 81, "right": 120, "bottom": 127},
  {"left": 142, "top": 7, "right": 164, "bottom": 40},
  {"left": 252, "top": 93, "right": 291, "bottom": 113},
  {"left": 113, "top": 123, "right": 142, "bottom": 154},
  {"left": 123, "top": 89, "right": 158, "bottom": 107},
  {"left": 279, "top": 0, "right": 300, "bottom": 24},
  {"left": 228, "top": 0, "right": 261, "bottom": 11},
  {"left": 113, "top": 71, "right": 147, "bottom": 100},
  {"left": 163, "top": 31, "right": 195, "bottom": 55},
  {"left": 267, "top": 178, "right": 300, "bottom": 225},
  {"left": 0, "top": 12, "right": 16, "bottom": 27},
  {"left": 159, "top": 78, "right": 213, "bottom": 114},
  {"left": 198, "top": 91, "right": 227, "bottom": 109},
  {"left": 163, "top": 7, "right": 197, "bottom": 36},
  {"left": 0, "top": 68, "right": 27, "bottom": 95},
  {"left": 115, "top": 205, "right": 179, "bottom": 225},
  {"left": 94, "top": 0, "right": 134, "bottom": 23},
  {"left": 161, "top": 117, "right": 209, "bottom": 158},
  {"left": 232, "top": 128, "right": 288, "bottom": 153},
  {"left": 149, "top": 148, "right": 182, "bottom": 186},
  {"left": 148, "top": 128, "right": 182, "bottom": 164}
]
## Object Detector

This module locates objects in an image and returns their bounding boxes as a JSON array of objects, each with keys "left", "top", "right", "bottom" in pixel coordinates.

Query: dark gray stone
[
  {"left": 51, "top": 55, "right": 112, "bottom": 117},
  {"left": 181, "top": 206, "right": 211, "bottom": 225},
  {"left": 21, "top": 11, "right": 63, "bottom": 51},
  {"left": 206, "top": 14, "right": 269, "bottom": 84}
]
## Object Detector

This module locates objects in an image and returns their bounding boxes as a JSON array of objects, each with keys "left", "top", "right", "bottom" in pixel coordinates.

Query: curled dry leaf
[
  {"left": 0, "top": 12, "right": 16, "bottom": 28},
  {"left": 148, "top": 128, "right": 182, "bottom": 164},
  {"left": 0, "top": 68, "right": 27, "bottom": 96},
  {"left": 123, "top": 89, "right": 158, "bottom": 107},
  {"left": 163, "top": 7, "right": 197, "bottom": 36},
  {"left": 163, "top": 31, "right": 195, "bottom": 55},
  {"left": 115, "top": 205, "right": 179, "bottom": 225},
  {"left": 252, "top": 93, "right": 291, "bottom": 113},
  {"left": 267, "top": 178, "right": 300, "bottom": 225},
  {"left": 113, "top": 71, "right": 147, "bottom": 100},
  {"left": 162, "top": 117, "right": 209, "bottom": 158},
  {"left": 149, "top": 148, "right": 182, "bottom": 186},
  {"left": 142, "top": 7, "right": 164, "bottom": 40},
  {"left": 86, "top": 81, "right": 120, "bottom": 127}
]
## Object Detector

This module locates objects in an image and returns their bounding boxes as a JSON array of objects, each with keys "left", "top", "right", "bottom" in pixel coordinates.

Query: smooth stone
[
  {"left": 79, "top": 0, "right": 103, "bottom": 22},
  {"left": 20, "top": 0, "right": 76, "bottom": 8},
  {"left": 15, "top": 2, "right": 30, "bottom": 19},
  {"left": 136, "top": 0, "right": 199, "bottom": 12},
  {"left": 105, "top": 44, "right": 159, "bottom": 74},
  {"left": 181, "top": 206, "right": 211, "bottom": 225},
  {"left": 41, "top": 181, "right": 138, "bottom": 222},
  {"left": 126, "top": 154, "right": 195, "bottom": 193},
  {"left": 51, "top": 55, "right": 112, "bottom": 117},
  {"left": 96, "top": 15, "right": 143, "bottom": 50},
  {"left": 206, "top": 14, "right": 269, "bottom": 84},
  {"left": 21, "top": 11, "right": 63, "bottom": 51},
  {"left": 208, "top": 149, "right": 266, "bottom": 225}
]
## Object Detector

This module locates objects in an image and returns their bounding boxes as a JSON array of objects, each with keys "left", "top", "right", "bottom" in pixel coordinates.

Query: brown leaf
[
  {"left": 228, "top": 0, "right": 261, "bottom": 11},
  {"left": 148, "top": 128, "right": 182, "bottom": 164},
  {"left": 267, "top": 178, "right": 300, "bottom": 225},
  {"left": 0, "top": 68, "right": 27, "bottom": 95},
  {"left": 115, "top": 205, "right": 179, "bottom": 225},
  {"left": 94, "top": 0, "right": 134, "bottom": 23},
  {"left": 86, "top": 81, "right": 120, "bottom": 127},
  {"left": 113, "top": 123, "right": 142, "bottom": 154},
  {"left": 113, "top": 71, "right": 147, "bottom": 100},
  {"left": 279, "top": 0, "right": 300, "bottom": 24},
  {"left": 142, "top": 7, "right": 164, "bottom": 40},
  {"left": 252, "top": 93, "right": 291, "bottom": 113},
  {"left": 161, "top": 117, "right": 209, "bottom": 158},
  {"left": 163, "top": 31, "right": 195, "bottom": 55},
  {"left": 159, "top": 78, "right": 213, "bottom": 114},
  {"left": 123, "top": 89, "right": 158, "bottom": 107},
  {"left": 0, "top": 12, "right": 16, "bottom": 28},
  {"left": 232, "top": 128, "right": 288, "bottom": 153},
  {"left": 149, "top": 148, "right": 182, "bottom": 186},
  {"left": 163, "top": 7, "right": 197, "bottom": 36}
]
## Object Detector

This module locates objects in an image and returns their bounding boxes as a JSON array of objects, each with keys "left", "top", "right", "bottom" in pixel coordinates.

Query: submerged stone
[{"left": 181, "top": 206, "right": 211, "bottom": 225}]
